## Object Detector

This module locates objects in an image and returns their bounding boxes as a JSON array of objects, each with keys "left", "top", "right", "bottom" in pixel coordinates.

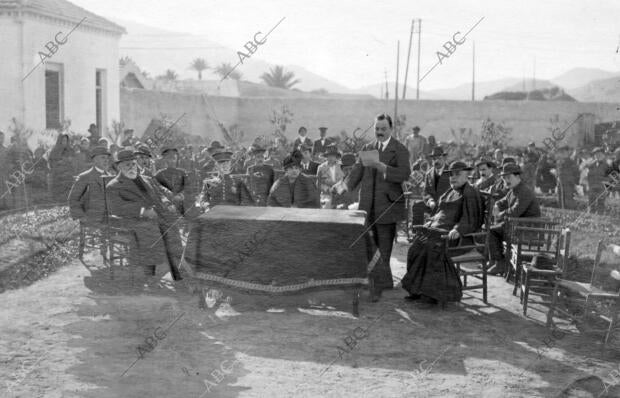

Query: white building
[{"left": 0, "top": 0, "right": 125, "bottom": 136}]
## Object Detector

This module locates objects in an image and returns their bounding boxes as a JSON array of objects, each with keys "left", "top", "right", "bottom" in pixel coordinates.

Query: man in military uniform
[
  {"left": 246, "top": 144, "right": 274, "bottom": 206},
  {"left": 155, "top": 146, "right": 190, "bottom": 215},
  {"left": 410, "top": 147, "right": 450, "bottom": 226},
  {"left": 201, "top": 150, "right": 252, "bottom": 207},
  {"left": 586, "top": 147, "right": 610, "bottom": 214},
  {"left": 487, "top": 163, "right": 541, "bottom": 275},
  {"left": 68, "top": 146, "right": 112, "bottom": 224},
  {"left": 555, "top": 145, "right": 579, "bottom": 210}
]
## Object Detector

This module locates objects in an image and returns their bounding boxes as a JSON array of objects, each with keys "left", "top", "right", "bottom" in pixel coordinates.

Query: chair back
[
  {"left": 513, "top": 226, "right": 562, "bottom": 265},
  {"left": 590, "top": 240, "right": 607, "bottom": 287}
]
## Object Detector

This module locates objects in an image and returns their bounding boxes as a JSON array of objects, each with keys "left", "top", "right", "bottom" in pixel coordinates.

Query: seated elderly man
[
  {"left": 487, "top": 163, "right": 541, "bottom": 275},
  {"left": 68, "top": 146, "right": 112, "bottom": 224},
  {"left": 106, "top": 150, "right": 183, "bottom": 281},
  {"left": 268, "top": 154, "right": 320, "bottom": 208},
  {"left": 401, "top": 161, "right": 483, "bottom": 305}
]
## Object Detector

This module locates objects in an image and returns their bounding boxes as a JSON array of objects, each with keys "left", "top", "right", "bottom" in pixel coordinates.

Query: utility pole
[
  {"left": 384, "top": 69, "right": 389, "bottom": 100},
  {"left": 395, "top": 40, "right": 400, "bottom": 128},
  {"left": 402, "top": 19, "right": 414, "bottom": 99},
  {"left": 416, "top": 18, "right": 422, "bottom": 100},
  {"left": 471, "top": 41, "right": 475, "bottom": 101}
]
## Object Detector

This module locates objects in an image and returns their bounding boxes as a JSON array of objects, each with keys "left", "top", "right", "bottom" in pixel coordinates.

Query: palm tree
[
  {"left": 214, "top": 62, "right": 243, "bottom": 81},
  {"left": 157, "top": 69, "right": 178, "bottom": 81},
  {"left": 260, "top": 65, "right": 301, "bottom": 89},
  {"left": 190, "top": 58, "right": 209, "bottom": 80}
]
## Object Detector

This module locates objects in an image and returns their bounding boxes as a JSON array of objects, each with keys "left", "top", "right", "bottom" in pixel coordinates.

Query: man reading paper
[{"left": 338, "top": 113, "right": 411, "bottom": 301}]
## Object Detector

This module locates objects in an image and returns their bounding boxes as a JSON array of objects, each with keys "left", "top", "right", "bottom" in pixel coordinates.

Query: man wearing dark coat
[
  {"left": 68, "top": 146, "right": 112, "bottom": 224},
  {"left": 555, "top": 146, "right": 579, "bottom": 210},
  {"left": 299, "top": 144, "right": 319, "bottom": 176},
  {"left": 487, "top": 163, "right": 541, "bottom": 275},
  {"left": 411, "top": 147, "right": 451, "bottom": 226},
  {"left": 313, "top": 127, "right": 330, "bottom": 156},
  {"left": 267, "top": 155, "right": 319, "bottom": 208},
  {"left": 106, "top": 150, "right": 183, "bottom": 281},
  {"left": 246, "top": 145, "right": 275, "bottom": 206},
  {"left": 155, "top": 146, "right": 190, "bottom": 215},
  {"left": 342, "top": 113, "right": 411, "bottom": 301},
  {"left": 401, "top": 161, "right": 483, "bottom": 305},
  {"left": 201, "top": 150, "right": 253, "bottom": 207}
]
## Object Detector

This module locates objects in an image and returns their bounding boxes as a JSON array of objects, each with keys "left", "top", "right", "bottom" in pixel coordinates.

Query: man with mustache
[
  {"left": 340, "top": 113, "right": 411, "bottom": 301},
  {"left": 106, "top": 150, "right": 183, "bottom": 281}
]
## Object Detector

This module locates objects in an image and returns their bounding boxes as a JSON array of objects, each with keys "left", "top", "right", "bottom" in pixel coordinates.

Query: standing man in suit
[
  {"left": 410, "top": 147, "right": 451, "bottom": 226},
  {"left": 313, "top": 127, "right": 330, "bottom": 157},
  {"left": 293, "top": 127, "right": 313, "bottom": 152},
  {"left": 299, "top": 144, "right": 320, "bottom": 176},
  {"left": 68, "top": 146, "right": 112, "bottom": 224},
  {"left": 341, "top": 113, "right": 411, "bottom": 301},
  {"left": 107, "top": 150, "right": 183, "bottom": 281}
]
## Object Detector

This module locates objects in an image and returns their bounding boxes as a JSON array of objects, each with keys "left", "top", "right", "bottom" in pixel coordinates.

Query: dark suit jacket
[
  {"left": 422, "top": 166, "right": 451, "bottom": 207},
  {"left": 496, "top": 181, "right": 541, "bottom": 220},
  {"left": 293, "top": 137, "right": 313, "bottom": 151},
  {"left": 346, "top": 137, "right": 411, "bottom": 224},
  {"left": 106, "top": 173, "right": 177, "bottom": 221},
  {"left": 267, "top": 174, "right": 320, "bottom": 208},
  {"left": 313, "top": 138, "right": 331, "bottom": 155},
  {"left": 300, "top": 160, "right": 319, "bottom": 176},
  {"left": 68, "top": 167, "right": 108, "bottom": 222}
]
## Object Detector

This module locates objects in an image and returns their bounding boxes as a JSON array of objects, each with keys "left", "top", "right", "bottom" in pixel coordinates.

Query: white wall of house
[{"left": 0, "top": 13, "right": 122, "bottom": 138}]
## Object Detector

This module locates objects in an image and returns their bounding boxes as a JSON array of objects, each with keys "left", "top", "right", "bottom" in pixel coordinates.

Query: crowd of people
[{"left": 3, "top": 115, "right": 620, "bottom": 305}]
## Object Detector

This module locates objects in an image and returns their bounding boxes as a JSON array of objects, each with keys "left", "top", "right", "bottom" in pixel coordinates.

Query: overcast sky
[{"left": 72, "top": 0, "right": 620, "bottom": 90}]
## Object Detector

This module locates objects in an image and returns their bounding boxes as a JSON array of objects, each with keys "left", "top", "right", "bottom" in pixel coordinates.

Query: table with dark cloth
[{"left": 183, "top": 206, "right": 374, "bottom": 314}]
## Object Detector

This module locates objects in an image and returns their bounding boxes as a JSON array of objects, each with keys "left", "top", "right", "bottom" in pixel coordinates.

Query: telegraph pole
[
  {"left": 395, "top": 40, "right": 400, "bottom": 126},
  {"left": 471, "top": 41, "right": 475, "bottom": 101},
  {"left": 416, "top": 18, "right": 422, "bottom": 100},
  {"left": 403, "top": 19, "right": 414, "bottom": 99}
]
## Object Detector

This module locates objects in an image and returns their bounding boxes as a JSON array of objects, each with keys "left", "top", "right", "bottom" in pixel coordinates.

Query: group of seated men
[{"left": 67, "top": 114, "right": 543, "bottom": 304}]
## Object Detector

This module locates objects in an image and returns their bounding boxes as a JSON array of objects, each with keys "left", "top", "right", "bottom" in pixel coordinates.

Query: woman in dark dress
[{"left": 401, "top": 161, "right": 483, "bottom": 305}]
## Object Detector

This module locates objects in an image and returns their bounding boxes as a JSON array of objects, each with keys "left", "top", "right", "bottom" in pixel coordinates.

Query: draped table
[{"left": 182, "top": 206, "right": 375, "bottom": 315}]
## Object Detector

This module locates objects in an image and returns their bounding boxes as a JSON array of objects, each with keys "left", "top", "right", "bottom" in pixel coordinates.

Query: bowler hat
[
  {"left": 319, "top": 126, "right": 328, "bottom": 131},
  {"left": 250, "top": 144, "right": 266, "bottom": 154},
  {"left": 429, "top": 147, "right": 447, "bottom": 158},
  {"left": 528, "top": 141, "right": 536, "bottom": 147},
  {"left": 499, "top": 163, "right": 522, "bottom": 176},
  {"left": 115, "top": 149, "right": 136, "bottom": 163},
  {"left": 502, "top": 157, "right": 516, "bottom": 165},
  {"left": 90, "top": 146, "right": 111, "bottom": 159},
  {"left": 134, "top": 145, "right": 152, "bottom": 158},
  {"left": 212, "top": 151, "right": 233, "bottom": 163},
  {"left": 444, "top": 161, "right": 473, "bottom": 174},
  {"left": 207, "top": 141, "right": 225, "bottom": 154},
  {"left": 475, "top": 158, "right": 497, "bottom": 169},
  {"left": 283, "top": 155, "right": 300, "bottom": 170},
  {"left": 324, "top": 145, "right": 341, "bottom": 158},
  {"left": 412, "top": 126, "right": 420, "bottom": 132},
  {"left": 161, "top": 146, "right": 178, "bottom": 156},
  {"left": 341, "top": 153, "right": 356, "bottom": 167}
]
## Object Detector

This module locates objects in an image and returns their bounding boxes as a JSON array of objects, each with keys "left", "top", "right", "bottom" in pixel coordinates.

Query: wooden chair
[
  {"left": 101, "top": 176, "right": 133, "bottom": 281},
  {"left": 78, "top": 220, "right": 104, "bottom": 260},
  {"left": 519, "top": 227, "right": 571, "bottom": 316},
  {"left": 546, "top": 241, "right": 620, "bottom": 347},
  {"left": 504, "top": 217, "right": 561, "bottom": 295}
]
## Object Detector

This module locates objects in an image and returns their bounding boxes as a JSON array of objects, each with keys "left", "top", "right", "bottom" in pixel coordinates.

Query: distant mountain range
[{"left": 116, "top": 18, "right": 620, "bottom": 103}]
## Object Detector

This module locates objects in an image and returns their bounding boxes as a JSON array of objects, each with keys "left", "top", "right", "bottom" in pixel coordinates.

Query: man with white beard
[{"left": 106, "top": 150, "right": 183, "bottom": 282}]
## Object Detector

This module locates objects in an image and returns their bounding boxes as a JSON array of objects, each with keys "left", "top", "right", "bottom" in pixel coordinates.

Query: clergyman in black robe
[{"left": 401, "top": 161, "right": 483, "bottom": 305}]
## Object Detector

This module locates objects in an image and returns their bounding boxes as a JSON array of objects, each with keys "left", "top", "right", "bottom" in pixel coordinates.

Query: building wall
[
  {"left": 0, "top": 13, "right": 121, "bottom": 139},
  {"left": 121, "top": 89, "right": 620, "bottom": 147}
]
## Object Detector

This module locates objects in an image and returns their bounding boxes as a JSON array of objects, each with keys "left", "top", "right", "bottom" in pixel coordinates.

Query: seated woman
[
  {"left": 401, "top": 161, "right": 483, "bottom": 305},
  {"left": 267, "top": 154, "right": 320, "bottom": 208}
]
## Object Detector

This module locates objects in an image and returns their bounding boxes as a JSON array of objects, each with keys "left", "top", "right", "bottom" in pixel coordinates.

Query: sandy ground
[{"left": 2, "top": 238, "right": 620, "bottom": 398}]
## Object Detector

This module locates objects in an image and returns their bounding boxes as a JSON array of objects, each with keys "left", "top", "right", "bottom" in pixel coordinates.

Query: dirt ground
[{"left": 2, "top": 237, "right": 620, "bottom": 398}]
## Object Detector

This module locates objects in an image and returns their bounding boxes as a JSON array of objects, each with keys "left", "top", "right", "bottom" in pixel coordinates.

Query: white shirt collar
[{"left": 379, "top": 136, "right": 391, "bottom": 150}]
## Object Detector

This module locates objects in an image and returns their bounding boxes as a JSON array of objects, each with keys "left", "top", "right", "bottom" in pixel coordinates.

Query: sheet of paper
[{"left": 359, "top": 150, "right": 380, "bottom": 167}]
